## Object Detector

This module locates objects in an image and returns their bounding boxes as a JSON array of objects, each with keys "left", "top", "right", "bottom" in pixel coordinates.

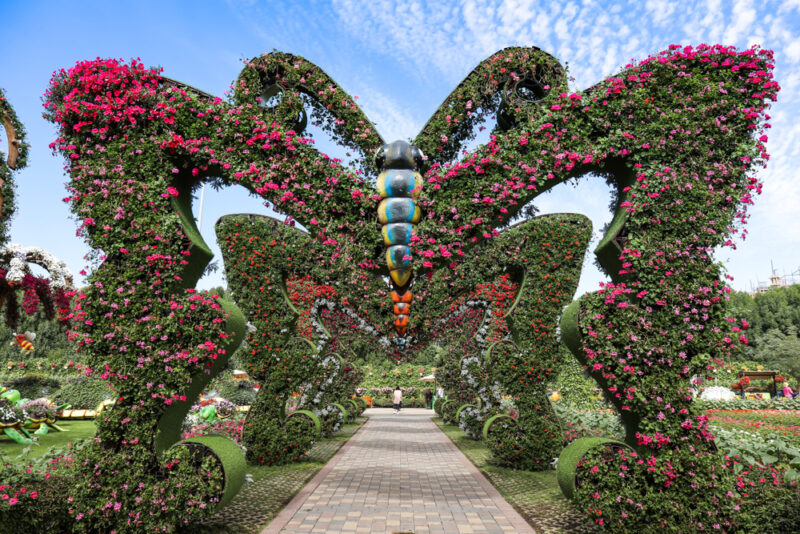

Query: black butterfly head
[{"left": 374, "top": 140, "right": 424, "bottom": 171}]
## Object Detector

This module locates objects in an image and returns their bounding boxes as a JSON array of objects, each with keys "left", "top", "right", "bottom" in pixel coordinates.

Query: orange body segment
[
  {"left": 393, "top": 302, "right": 409, "bottom": 314},
  {"left": 393, "top": 315, "right": 409, "bottom": 327},
  {"left": 390, "top": 290, "right": 413, "bottom": 303}
]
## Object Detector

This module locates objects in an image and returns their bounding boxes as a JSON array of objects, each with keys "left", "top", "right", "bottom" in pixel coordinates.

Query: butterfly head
[{"left": 374, "top": 140, "right": 424, "bottom": 171}]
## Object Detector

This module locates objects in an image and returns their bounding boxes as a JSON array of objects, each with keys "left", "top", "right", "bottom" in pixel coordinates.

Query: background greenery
[{"left": 728, "top": 285, "right": 800, "bottom": 380}]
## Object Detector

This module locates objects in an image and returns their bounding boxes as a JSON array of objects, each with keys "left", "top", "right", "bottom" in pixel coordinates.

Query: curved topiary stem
[
  {"left": 180, "top": 434, "right": 247, "bottom": 509},
  {"left": 330, "top": 402, "right": 349, "bottom": 423},
  {"left": 287, "top": 409, "right": 322, "bottom": 440},
  {"left": 556, "top": 437, "right": 631, "bottom": 501},
  {"left": 482, "top": 413, "right": 515, "bottom": 441},
  {"left": 155, "top": 297, "right": 246, "bottom": 455}
]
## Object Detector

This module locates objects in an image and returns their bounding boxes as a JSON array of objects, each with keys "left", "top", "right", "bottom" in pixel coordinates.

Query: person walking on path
[
  {"left": 425, "top": 389, "right": 433, "bottom": 409},
  {"left": 393, "top": 386, "right": 402, "bottom": 414}
]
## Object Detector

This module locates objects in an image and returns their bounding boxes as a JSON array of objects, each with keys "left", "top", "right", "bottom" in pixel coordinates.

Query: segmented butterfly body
[{"left": 375, "top": 140, "right": 423, "bottom": 336}]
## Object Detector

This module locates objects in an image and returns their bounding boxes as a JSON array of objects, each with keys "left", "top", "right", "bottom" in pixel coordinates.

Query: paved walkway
[{"left": 262, "top": 408, "right": 534, "bottom": 534}]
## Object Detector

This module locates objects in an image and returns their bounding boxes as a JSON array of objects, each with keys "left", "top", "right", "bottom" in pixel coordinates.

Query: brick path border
[
  {"left": 430, "top": 416, "right": 535, "bottom": 533},
  {"left": 261, "top": 409, "right": 535, "bottom": 533},
  {"left": 260, "top": 417, "right": 369, "bottom": 534}
]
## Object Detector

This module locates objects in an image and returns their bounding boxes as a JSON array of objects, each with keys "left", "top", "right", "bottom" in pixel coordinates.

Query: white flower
[{"left": 0, "top": 243, "right": 73, "bottom": 288}]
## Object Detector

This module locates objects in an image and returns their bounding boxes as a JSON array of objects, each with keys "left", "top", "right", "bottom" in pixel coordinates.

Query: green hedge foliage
[
  {"left": 51, "top": 378, "right": 113, "bottom": 409},
  {"left": 216, "top": 379, "right": 257, "bottom": 406}
]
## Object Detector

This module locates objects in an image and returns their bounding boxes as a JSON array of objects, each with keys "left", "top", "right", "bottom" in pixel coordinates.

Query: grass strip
[
  {"left": 433, "top": 418, "right": 596, "bottom": 533},
  {"left": 0, "top": 419, "right": 97, "bottom": 462}
]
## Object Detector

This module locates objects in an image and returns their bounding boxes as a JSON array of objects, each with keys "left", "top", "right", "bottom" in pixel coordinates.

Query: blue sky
[{"left": 1, "top": 0, "right": 799, "bottom": 296}]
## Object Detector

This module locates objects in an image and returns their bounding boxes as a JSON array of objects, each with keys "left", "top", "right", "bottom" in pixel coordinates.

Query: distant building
[{"left": 750, "top": 264, "right": 800, "bottom": 295}]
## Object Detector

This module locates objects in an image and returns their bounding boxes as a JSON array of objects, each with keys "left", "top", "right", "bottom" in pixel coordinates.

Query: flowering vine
[{"left": 40, "top": 42, "right": 778, "bottom": 532}]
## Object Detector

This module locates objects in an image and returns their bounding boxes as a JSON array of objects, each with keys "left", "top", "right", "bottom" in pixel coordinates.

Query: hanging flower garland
[{"left": 0, "top": 244, "right": 73, "bottom": 327}]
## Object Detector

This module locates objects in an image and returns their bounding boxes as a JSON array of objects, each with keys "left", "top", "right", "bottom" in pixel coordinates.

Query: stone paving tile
[
  {"left": 185, "top": 423, "right": 362, "bottom": 533},
  {"left": 264, "top": 408, "right": 534, "bottom": 534},
  {"left": 434, "top": 421, "right": 595, "bottom": 534}
]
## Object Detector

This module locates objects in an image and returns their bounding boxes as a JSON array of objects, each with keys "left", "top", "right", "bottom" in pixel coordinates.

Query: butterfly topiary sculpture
[{"left": 40, "top": 43, "right": 777, "bottom": 532}]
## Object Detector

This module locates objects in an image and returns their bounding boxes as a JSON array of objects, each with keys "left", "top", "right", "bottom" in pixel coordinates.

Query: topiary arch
[{"left": 39, "top": 43, "right": 777, "bottom": 532}]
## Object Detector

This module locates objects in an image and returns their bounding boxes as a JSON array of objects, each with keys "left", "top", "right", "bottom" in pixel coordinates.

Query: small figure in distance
[
  {"left": 393, "top": 386, "right": 402, "bottom": 415},
  {"left": 425, "top": 389, "right": 433, "bottom": 410},
  {"left": 783, "top": 382, "right": 796, "bottom": 400}
]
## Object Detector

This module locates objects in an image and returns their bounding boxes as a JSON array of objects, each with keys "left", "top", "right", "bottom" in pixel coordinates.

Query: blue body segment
[
  {"left": 386, "top": 245, "right": 411, "bottom": 270},
  {"left": 378, "top": 198, "right": 420, "bottom": 224},
  {"left": 382, "top": 223, "right": 413, "bottom": 245},
  {"left": 377, "top": 169, "right": 422, "bottom": 198}
]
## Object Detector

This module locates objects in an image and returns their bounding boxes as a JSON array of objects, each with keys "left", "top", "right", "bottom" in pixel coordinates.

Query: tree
[
  {"left": 748, "top": 327, "right": 800, "bottom": 380},
  {"left": 728, "top": 285, "right": 800, "bottom": 346},
  {"left": 722, "top": 287, "right": 800, "bottom": 379}
]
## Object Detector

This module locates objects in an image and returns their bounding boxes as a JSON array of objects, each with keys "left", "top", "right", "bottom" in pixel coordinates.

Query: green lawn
[{"left": 0, "top": 419, "right": 96, "bottom": 462}]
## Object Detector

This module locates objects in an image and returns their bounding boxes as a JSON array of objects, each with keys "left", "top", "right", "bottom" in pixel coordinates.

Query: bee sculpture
[
  {"left": 374, "top": 140, "right": 423, "bottom": 336},
  {"left": 10, "top": 331, "right": 35, "bottom": 354}
]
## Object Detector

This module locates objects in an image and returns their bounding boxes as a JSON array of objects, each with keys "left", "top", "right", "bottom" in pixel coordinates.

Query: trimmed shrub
[
  {"left": 318, "top": 403, "right": 345, "bottom": 437},
  {"left": 346, "top": 399, "right": 360, "bottom": 420},
  {"left": 441, "top": 400, "right": 458, "bottom": 424},
  {"left": 458, "top": 404, "right": 489, "bottom": 440},
  {"left": 52, "top": 378, "right": 114, "bottom": 409},
  {"left": 7, "top": 373, "right": 62, "bottom": 400},
  {"left": 217, "top": 379, "right": 257, "bottom": 406},
  {"left": 434, "top": 396, "right": 445, "bottom": 417},
  {"left": 735, "top": 467, "right": 800, "bottom": 532}
]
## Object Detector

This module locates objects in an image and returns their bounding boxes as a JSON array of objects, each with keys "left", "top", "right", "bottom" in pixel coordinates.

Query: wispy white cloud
[
  {"left": 778, "top": 0, "right": 800, "bottom": 14},
  {"left": 350, "top": 87, "right": 424, "bottom": 142},
  {"left": 723, "top": 0, "right": 757, "bottom": 44},
  {"left": 785, "top": 39, "right": 800, "bottom": 61},
  {"left": 645, "top": 0, "right": 678, "bottom": 26},
  {"left": 122, "top": 0, "right": 800, "bottom": 292},
  {"left": 322, "top": 0, "right": 799, "bottom": 290}
]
